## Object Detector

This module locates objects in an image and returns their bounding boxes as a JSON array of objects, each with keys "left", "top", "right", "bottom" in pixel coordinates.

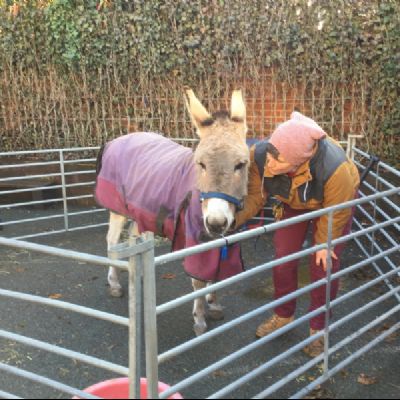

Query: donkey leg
[
  {"left": 192, "top": 278, "right": 208, "bottom": 336},
  {"left": 107, "top": 212, "right": 128, "bottom": 298},
  {"left": 206, "top": 284, "right": 225, "bottom": 321}
]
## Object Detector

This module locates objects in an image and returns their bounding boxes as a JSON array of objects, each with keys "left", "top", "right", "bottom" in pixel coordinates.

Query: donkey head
[{"left": 184, "top": 87, "right": 250, "bottom": 237}]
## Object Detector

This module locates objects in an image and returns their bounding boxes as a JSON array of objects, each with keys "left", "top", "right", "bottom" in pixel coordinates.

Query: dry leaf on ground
[
  {"left": 357, "top": 373, "right": 378, "bottom": 385},
  {"left": 49, "top": 293, "right": 63, "bottom": 299}
]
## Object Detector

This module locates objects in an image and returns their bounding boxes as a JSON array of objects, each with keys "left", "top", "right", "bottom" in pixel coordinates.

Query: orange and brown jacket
[{"left": 235, "top": 136, "right": 360, "bottom": 244}]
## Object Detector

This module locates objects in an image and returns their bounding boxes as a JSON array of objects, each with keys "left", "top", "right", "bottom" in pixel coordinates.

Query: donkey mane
[{"left": 200, "top": 110, "right": 244, "bottom": 127}]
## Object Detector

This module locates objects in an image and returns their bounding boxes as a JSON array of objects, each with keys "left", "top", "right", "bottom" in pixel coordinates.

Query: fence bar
[
  {"left": 358, "top": 189, "right": 400, "bottom": 232},
  {"left": 353, "top": 224, "right": 399, "bottom": 277},
  {"left": 63, "top": 158, "right": 96, "bottom": 164},
  {"left": 0, "top": 289, "right": 128, "bottom": 326},
  {"left": 13, "top": 223, "right": 108, "bottom": 240},
  {"left": 353, "top": 235, "right": 400, "bottom": 303},
  {"left": 361, "top": 180, "right": 400, "bottom": 217},
  {"left": 0, "top": 330, "right": 128, "bottom": 376},
  {"left": 0, "top": 147, "right": 100, "bottom": 157},
  {"left": 355, "top": 160, "right": 398, "bottom": 191},
  {"left": 0, "top": 185, "right": 63, "bottom": 195},
  {"left": 353, "top": 216, "right": 399, "bottom": 270},
  {"left": 0, "top": 391, "right": 23, "bottom": 400},
  {"left": 353, "top": 147, "right": 400, "bottom": 177},
  {"left": 0, "top": 198, "right": 64, "bottom": 209},
  {"left": 355, "top": 204, "right": 399, "bottom": 251},
  {"left": 1, "top": 209, "right": 105, "bottom": 229},
  {"left": 0, "top": 172, "right": 61, "bottom": 183},
  {"left": 0, "top": 236, "right": 128, "bottom": 270},
  {"left": 63, "top": 170, "right": 96, "bottom": 176},
  {"left": 0, "top": 363, "right": 98, "bottom": 400},
  {"left": 208, "top": 285, "right": 400, "bottom": 399},
  {"left": 0, "top": 160, "right": 61, "bottom": 169},
  {"left": 0, "top": 181, "right": 96, "bottom": 196}
]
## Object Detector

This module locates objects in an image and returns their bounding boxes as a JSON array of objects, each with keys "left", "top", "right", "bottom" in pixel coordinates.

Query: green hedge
[{"left": 0, "top": 0, "right": 399, "bottom": 165}]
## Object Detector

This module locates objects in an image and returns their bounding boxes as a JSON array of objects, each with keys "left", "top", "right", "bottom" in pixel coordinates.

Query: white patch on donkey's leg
[
  {"left": 192, "top": 278, "right": 208, "bottom": 336},
  {"left": 206, "top": 283, "right": 224, "bottom": 321},
  {"left": 107, "top": 212, "right": 128, "bottom": 297}
]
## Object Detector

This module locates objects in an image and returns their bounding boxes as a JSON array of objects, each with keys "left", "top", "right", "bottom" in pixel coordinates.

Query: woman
[{"left": 234, "top": 112, "right": 360, "bottom": 357}]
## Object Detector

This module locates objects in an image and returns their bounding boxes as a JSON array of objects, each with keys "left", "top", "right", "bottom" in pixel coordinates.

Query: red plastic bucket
[{"left": 74, "top": 377, "right": 183, "bottom": 399}]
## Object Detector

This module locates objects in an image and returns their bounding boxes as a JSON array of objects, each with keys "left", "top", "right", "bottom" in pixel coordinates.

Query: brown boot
[
  {"left": 303, "top": 329, "right": 325, "bottom": 357},
  {"left": 255, "top": 314, "right": 295, "bottom": 338}
]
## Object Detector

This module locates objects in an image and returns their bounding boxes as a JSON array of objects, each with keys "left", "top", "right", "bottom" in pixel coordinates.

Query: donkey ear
[
  {"left": 230, "top": 89, "right": 247, "bottom": 138},
  {"left": 184, "top": 87, "right": 212, "bottom": 136},
  {"left": 230, "top": 89, "right": 246, "bottom": 121}
]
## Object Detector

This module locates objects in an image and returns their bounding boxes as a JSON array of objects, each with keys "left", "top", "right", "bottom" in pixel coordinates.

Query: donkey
[{"left": 95, "top": 87, "right": 250, "bottom": 335}]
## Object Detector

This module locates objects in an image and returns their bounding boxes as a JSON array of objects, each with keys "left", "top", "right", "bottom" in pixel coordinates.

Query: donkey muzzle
[{"left": 205, "top": 215, "right": 229, "bottom": 236}]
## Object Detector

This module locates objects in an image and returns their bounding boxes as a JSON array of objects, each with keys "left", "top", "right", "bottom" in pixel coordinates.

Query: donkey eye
[
  {"left": 234, "top": 162, "right": 245, "bottom": 171},
  {"left": 198, "top": 162, "right": 206, "bottom": 170}
]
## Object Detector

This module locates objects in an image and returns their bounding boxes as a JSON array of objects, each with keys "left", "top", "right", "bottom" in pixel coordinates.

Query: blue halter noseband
[{"left": 200, "top": 192, "right": 244, "bottom": 210}]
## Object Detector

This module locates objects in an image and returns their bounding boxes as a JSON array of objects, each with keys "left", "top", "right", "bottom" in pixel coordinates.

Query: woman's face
[{"left": 266, "top": 153, "right": 298, "bottom": 175}]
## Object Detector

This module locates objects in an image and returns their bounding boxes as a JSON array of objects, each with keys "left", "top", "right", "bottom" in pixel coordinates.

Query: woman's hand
[{"left": 315, "top": 249, "right": 338, "bottom": 272}]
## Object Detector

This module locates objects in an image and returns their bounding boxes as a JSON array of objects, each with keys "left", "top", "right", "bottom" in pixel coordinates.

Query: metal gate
[{"left": 0, "top": 142, "right": 399, "bottom": 398}]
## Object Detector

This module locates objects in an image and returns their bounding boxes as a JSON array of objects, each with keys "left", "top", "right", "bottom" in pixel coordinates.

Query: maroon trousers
[{"left": 273, "top": 204, "right": 354, "bottom": 330}]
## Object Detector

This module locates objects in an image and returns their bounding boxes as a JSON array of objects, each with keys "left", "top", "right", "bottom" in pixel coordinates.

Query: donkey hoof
[
  {"left": 207, "top": 308, "right": 225, "bottom": 321},
  {"left": 193, "top": 323, "right": 207, "bottom": 336},
  {"left": 109, "top": 287, "right": 124, "bottom": 298}
]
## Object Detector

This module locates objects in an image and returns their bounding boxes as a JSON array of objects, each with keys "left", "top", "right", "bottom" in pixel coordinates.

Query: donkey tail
[{"left": 95, "top": 144, "right": 106, "bottom": 176}]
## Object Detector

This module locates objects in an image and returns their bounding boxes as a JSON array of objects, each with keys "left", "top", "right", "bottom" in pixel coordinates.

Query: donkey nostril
[{"left": 206, "top": 217, "right": 228, "bottom": 234}]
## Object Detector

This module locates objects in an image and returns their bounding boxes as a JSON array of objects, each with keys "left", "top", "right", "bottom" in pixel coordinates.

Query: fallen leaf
[
  {"left": 385, "top": 332, "right": 399, "bottom": 343},
  {"left": 212, "top": 370, "right": 227, "bottom": 377},
  {"left": 161, "top": 273, "right": 176, "bottom": 280},
  {"left": 373, "top": 323, "right": 393, "bottom": 334},
  {"left": 49, "top": 293, "right": 63, "bottom": 299},
  {"left": 357, "top": 373, "right": 378, "bottom": 385}
]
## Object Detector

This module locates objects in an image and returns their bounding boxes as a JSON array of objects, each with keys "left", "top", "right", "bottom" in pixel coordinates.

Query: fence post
[
  {"left": 142, "top": 232, "right": 159, "bottom": 399},
  {"left": 59, "top": 150, "right": 69, "bottom": 231},
  {"left": 127, "top": 235, "right": 143, "bottom": 399},
  {"left": 323, "top": 211, "right": 334, "bottom": 376},
  {"left": 346, "top": 135, "right": 363, "bottom": 160},
  {"left": 108, "top": 231, "right": 155, "bottom": 399}
]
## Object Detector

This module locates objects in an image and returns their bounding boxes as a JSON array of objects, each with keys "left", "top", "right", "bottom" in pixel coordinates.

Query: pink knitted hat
[{"left": 269, "top": 112, "right": 327, "bottom": 166}]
